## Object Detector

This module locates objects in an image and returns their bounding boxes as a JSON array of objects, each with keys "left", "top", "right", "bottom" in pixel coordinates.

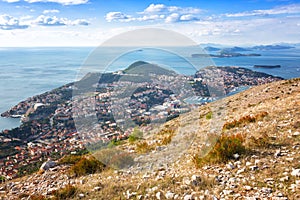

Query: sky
[{"left": 0, "top": 0, "right": 300, "bottom": 46}]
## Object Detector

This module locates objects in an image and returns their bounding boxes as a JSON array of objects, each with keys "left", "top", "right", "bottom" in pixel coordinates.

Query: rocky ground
[{"left": 0, "top": 78, "right": 299, "bottom": 200}]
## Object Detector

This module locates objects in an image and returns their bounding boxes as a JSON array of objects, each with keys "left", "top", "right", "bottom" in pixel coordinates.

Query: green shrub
[
  {"left": 69, "top": 156, "right": 105, "bottom": 177},
  {"left": 128, "top": 127, "right": 143, "bottom": 143},
  {"left": 107, "top": 139, "right": 122, "bottom": 148},
  {"left": 206, "top": 111, "right": 213, "bottom": 120},
  {"left": 0, "top": 176, "right": 5, "bottom": 183},
  {"left": 193, "top": 133, "right": 246, "bottom": 167}
]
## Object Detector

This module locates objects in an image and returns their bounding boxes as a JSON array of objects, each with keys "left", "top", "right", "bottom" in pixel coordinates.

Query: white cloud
[
  {"left": 0, "top": 14, "right": 90, "bottom": 29},
  {"left": 105, "top": 12, "right": 133, "bottom": 22},
  {"left": 34, "top": 15, "right": 67, "bottom": 26},
  {"left": 168, "top": 6, "right": 201, "bottom": 14},
  {"left": 225, "top": 4, "right": 300, "bottom": 17},
  {"left": 142, "top": 4, "right": 202, "bottom": 15},
  {"left": 71, "top": 19, "right": 89, "bottom": 26},
  {"left": 143, "top": 4, "right": 167, "bottom": 13},
  {"left": 136, "top": 14, "right": 164, "bottom": 21},
  {"left": 2, "top": 0, "right": 20, "bottom": 2},
  {"left": 32, "top": 15, "right": 90, "bottom": 26},
  {"left": 2, "top": 16, "right": 300, "bottom": 46},
  {"left": 24, "top": 0, "right": 88, "bottom": 5},
  {"left": 0, "top": 14, "right": 29, "bottom": 30},
  {"left": 43, "top": 9, "right": 60, "bottom": 14},
  {"left": 105, "top": 12, "right": 167, "bottom": 22},
  {"left": 165, "top": 13, "right": 179, "bottom": 23},
  {"left": 179, "top": 14, "right": 198, "bottom": 21},
  {"left": 107, "top": 4, "right": 202, "bottom": 23}
]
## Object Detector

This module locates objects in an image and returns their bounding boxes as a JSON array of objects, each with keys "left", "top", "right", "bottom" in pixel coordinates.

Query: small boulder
[
  {"left": 78, "top": 193, "right": 85, "bottom": 198},
  {"left": 156, "top": 191, "right": 161, "bottom": 200},
  {"left": 291, "top": 169, "right": 300, "bottom": 177},
  {"left": 184, "top": 194, "right": 193, "bottom": 200},
  {"left": 165, "top": 191, "right": 175, "bottom": 199},
  {"left": 40, "top": 160, "right": 56, "bottom": 171}
]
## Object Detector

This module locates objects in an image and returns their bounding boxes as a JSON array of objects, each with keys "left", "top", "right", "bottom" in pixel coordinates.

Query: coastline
[
  {"left": 0, "top": 61, "right": 289, "bottom": 181},
  {"left": 0, "top": 65, "right": 284, "bottom": 132}
]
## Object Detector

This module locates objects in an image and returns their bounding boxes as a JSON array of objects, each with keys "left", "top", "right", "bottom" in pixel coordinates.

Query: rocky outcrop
[{"left": 40, "top": 160, "right": 56, "bottom": 171}]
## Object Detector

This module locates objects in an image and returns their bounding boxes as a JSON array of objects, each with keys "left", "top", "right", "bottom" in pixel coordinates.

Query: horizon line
[{"left": 0, "top": 42, "right": 299, "bottom": 48}]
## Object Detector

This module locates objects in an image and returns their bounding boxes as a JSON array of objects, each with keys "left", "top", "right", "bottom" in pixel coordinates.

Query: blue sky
[{"left": 0, "top": 0, "right": 300, "bottom": 46}]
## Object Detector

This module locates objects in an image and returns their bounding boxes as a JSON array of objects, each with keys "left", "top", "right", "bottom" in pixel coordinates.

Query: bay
[{"left": 0, "top": 47, "right": 299, "bottom": 131}]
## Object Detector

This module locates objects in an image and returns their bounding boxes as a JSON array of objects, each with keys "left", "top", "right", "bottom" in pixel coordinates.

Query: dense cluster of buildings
[{"left": 0, "top": 66, "right": 282, "bottom": 179}]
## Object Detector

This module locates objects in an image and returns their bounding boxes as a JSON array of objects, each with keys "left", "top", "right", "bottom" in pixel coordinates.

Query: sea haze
[{"left": 0, "top": 47, "right": 300, "bottom": 131}]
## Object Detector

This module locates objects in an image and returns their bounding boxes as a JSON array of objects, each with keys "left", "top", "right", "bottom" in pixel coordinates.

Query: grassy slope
[{"left": 1, "top": 78, "right": 299, "bottom": 199}]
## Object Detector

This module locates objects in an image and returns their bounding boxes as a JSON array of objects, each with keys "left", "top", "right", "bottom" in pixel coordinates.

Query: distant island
[
  {"left": 197, "top": 44, "right": 296, "bottom": 58},
  {"left": 254, "top": 64, "right": 281, "bottom": 69},
  {"left": 203, "top": 44, "right": 295, "bottom": 52},
  {"left": 192, "top": 51, "right": 261, "bottom": 58},
  {"left": 204, "top": 46, "right": 221, "bottom": 51},
  {"left": 252, "top": 45, "right": 295, "bottom": 50}
]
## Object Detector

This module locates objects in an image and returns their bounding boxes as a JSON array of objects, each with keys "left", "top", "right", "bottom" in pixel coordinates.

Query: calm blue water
[
  {"left": 0, "top": 47, "right": 300, "bottom": 131},
  {"left": 212, "top": 49, "right": 300, "bottom": 79}
]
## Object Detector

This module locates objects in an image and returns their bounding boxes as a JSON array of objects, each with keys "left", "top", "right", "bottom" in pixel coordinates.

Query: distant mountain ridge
[{"left": 203, "top": 44, "right": 296, "bottom": 52}]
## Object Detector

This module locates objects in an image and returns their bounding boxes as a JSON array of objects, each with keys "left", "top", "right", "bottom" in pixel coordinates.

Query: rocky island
[{"left": 192, "top": 51, "right": 261, "bottom": 58}]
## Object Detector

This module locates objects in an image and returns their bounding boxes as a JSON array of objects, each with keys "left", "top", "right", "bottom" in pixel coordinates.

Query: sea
[{"left": 1, "top": 46, "right": 300, "bottom": 132}]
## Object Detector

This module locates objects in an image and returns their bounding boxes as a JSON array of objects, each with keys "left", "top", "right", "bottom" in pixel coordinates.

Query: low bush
[
  {"left": 0, "top": 176, "right": 5, "bottom": 183},
  {"left": 157, "top": 127, "right": 175, "bottom": 146},
  {"left": 107, "top": 139, "right": 122, "bottom": 148},
  {"left": 136, "top": 141, "right": 154, "bottom": 153},
  {"left": 59, "top": 154, "right": 82, "bottom": 165},
  {"left": 206, "top": 111, "right": 213, "bottom": 120},
  {"left": 52, "top": 184, "right": 78, "bottom": 200},
  {"left": 193, "top": 133, "right": 246, "bottom": 167},
  {"left": 69, "top": 156, "right": 105, "bottom": 177},
  {"left": 160, "top": 134, "right": 173, "bottom": 145},
  {"left": 128, "top": 127, "right": 143, "bottom": 143}
]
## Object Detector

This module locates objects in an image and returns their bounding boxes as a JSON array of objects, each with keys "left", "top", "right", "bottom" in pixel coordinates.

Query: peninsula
[{"left": 0, "top": 61, "right": 283, "bottom": 180}]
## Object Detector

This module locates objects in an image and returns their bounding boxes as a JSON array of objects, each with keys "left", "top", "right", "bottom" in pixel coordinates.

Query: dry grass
[
  {"left": 223, "top": 111, "right": 268, "bottom": 130},
  {"left": 193, "top": 133, "right": 246, "bottom": 167},
  {"left": 82, "top": 172, "right": 216, "bottom": 200},
  {"left": 52, "top": 184, "right": 79, "bottom": 200},
  {"left": 135, "top": 126, "right": 176, "bottom": 153}
]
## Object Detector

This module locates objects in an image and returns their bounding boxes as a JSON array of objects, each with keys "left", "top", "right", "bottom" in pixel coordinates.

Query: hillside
[
  {"left": 123, "top": 61, "right": 176, "bottom": 76},
  {"left": 1, "top": 78, "right": 299, "bottom": 199}
]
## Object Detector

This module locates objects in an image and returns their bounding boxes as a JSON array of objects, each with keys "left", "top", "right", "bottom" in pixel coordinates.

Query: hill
[
  {"left": 123, "top": 61, "right": 176, "bottom": 76},
  {"left": 204, "top": 46, "right": 221, "bottom": 51},
  {"left": 1, "top": 78, "right": 299, "bottom": 199}
]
